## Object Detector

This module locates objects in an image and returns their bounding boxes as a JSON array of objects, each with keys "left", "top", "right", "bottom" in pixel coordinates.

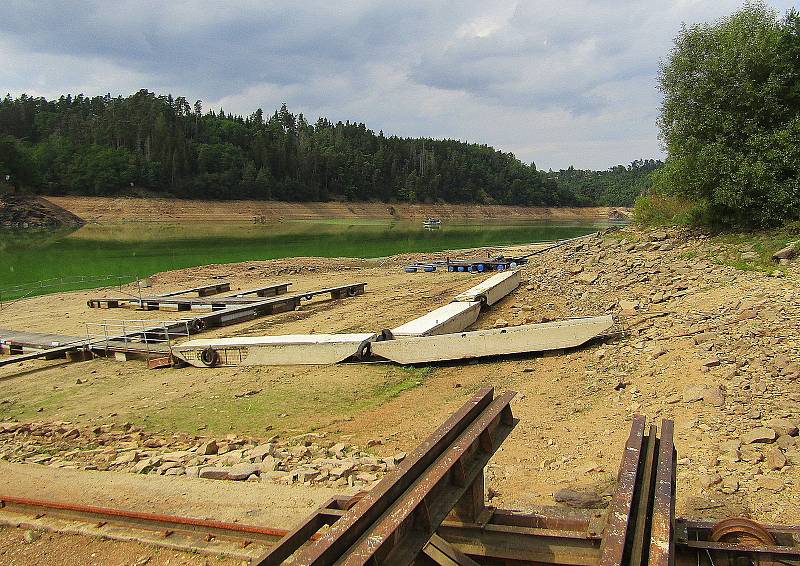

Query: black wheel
[
  {"left": 190, "top": 319, "right": 205, "bottom": 333},
  {"left": 347, "top": 286, "right": 358, "bottom": 297},
  {"left": 199, "top": 347, "right": 220, "bottom": 367}
]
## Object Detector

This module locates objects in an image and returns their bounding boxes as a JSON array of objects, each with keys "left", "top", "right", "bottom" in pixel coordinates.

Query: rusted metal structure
[
  {"left": 0, "top": 388, "right": 798, "bottom": 564},
  {"left": 253, "top": 390, "right": 800, "bottom": 566}
]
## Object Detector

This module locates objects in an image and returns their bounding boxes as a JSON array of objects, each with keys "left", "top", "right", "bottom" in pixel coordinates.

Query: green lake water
[{"left": 0, "top": 219, "right": 609, "bottom": 299}]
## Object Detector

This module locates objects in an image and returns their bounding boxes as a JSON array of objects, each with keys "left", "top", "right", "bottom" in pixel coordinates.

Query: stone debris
[
  {"left": 522, "top": 227, "right": 798, "bottom": 521},
  {"left": 0, "top": 420, "right": 397, "bottom": 490}
]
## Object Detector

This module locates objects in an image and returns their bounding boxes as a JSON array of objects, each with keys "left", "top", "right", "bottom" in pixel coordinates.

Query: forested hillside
[
  {"left": 547, "top": 160, "right": 663, "bottom": 207},
  {"left": 0, "top": 90, "right": 656, "bottom": 206}
]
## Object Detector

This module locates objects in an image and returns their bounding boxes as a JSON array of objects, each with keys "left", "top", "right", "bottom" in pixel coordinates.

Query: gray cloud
[{"left": 1, "top": 1, "right": 796, "bottom": 169}]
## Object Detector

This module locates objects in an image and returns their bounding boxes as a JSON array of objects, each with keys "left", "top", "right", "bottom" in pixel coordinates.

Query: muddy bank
[{"left": 47, "top": 195, "right": 625, "bottom": 223}]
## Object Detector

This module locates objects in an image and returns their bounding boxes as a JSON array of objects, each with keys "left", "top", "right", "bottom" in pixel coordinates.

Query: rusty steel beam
[
  {"left": 598, "top": 414, "right": 647, "bottom": 565},
  {"left": 437, "top": 521, "right": 600, "bottom": 565},
  {"left": 334, "top": 391, "right": 516, "bottom": 565},
  {"left": 649, "top": 419, "right": 676, "bottom": 566},
  {"left": 254, "top": 387, "right": 502, "bottom": 566}
]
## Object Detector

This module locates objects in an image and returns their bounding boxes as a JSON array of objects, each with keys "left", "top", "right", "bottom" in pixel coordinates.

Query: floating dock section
[
  {"left": 452, "top": 270, "right": 520, "bottom": 307},
  {"left": 389, "top": 270, "right": 520, "bottom": 337},
  {"left": 172, "top": 333, "right": 377, "bottom": 367},
  {"left": 371, "top": 315, "right": 614, "bottom": 364},
  {"left": 390, "top": 302, "right": 481, "bottom": 337}
]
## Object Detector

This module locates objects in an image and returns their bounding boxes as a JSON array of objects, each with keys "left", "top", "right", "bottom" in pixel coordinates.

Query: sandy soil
[
  {"left": 1, "top": 228, "right": 798, "bottom": 563},
  {"left": 46, "top": 195, "right": 623, "bottom": 223}
]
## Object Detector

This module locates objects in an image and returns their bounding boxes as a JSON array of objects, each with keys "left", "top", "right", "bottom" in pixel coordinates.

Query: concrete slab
[
  {"left": 391, "top": 301, "right": 481, "bottom": 337},
  {"left": 371, "top": 315, "right": 614, "bottom": 364},
  {"left": 172, "top": 333, "right": 378, "bottom": 367},
  {"left": 452, "top": 270, "right": 520, "bottom": 307}
]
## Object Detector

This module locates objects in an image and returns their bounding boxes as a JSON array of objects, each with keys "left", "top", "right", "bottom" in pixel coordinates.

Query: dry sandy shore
[
  {"left": 47, "top": 195, "right": 621, "bottom": 223},
  {"left": 0, "top": 226, "right": 798, "bottom": 564}
]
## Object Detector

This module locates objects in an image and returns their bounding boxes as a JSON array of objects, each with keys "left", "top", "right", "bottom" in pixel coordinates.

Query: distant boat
[{"left": 422, "top": 217, "right": 441, "bottom": 228}]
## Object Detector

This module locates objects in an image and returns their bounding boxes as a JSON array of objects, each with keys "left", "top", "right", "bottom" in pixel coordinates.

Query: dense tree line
[
  {"left": 0, "top": 90, "right": 650, "bottom": 206},
  {"left": 547, "top": 160, "right": 662, "bottom": 207},
  {"left": 654, "top": 3, "right": 800, "bottom": 227}
]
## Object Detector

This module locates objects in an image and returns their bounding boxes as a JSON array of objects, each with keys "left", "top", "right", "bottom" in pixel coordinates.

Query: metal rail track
[{"left": 0, "top": 495, "right": 289, "bottom": 560}]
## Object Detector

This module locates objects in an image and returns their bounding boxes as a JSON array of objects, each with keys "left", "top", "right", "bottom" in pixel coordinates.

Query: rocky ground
[
  {"left": 0, "top": 419, "right": 404, "bottom": 490},
  {"left": 513, "top": 227, "right": 799, "bottom": 519}
]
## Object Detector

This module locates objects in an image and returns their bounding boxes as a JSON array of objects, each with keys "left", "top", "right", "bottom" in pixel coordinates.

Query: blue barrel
[
  {"left": 477, "top": 264, "right": 485, "bottom": 272},
  {"left": 458, "top": 266, "right": 465, "bottom": 272},
  {"left": 497, "top": 264, "right": 505, "bottom": 270},
  {"left": 423, "top": 265, "right": 436, "bottom": 272},
  {"left": 404, "top": 266, "right": 417, "bottom": 273}
]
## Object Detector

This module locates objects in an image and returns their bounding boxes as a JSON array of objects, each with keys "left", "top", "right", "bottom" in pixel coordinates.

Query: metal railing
[{"left": 84, "top": 319, "right": 190, "bottom": 357}]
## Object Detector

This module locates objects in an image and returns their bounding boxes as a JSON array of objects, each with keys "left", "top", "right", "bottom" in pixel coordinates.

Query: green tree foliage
[
  {"left": 656, "top": 3, "right": 800, "bottom": 227},
  {"left": 547, "top": 159, "right": 662, "bottom": 207},
  {"left": 0, "top": 90, "right": 571, "bottom": 205}
]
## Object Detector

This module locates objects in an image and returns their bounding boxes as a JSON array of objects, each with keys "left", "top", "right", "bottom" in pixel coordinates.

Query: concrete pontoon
[
  {"left": 370, "top": 315, "right": 614, "bottom": 364},
  {"left": 171, "top": 333, "right": 377, "bottom": 367},
  {"left": 390, "top": 301, "right": 481, "bottom": 337},
  {"left": 451, "top": 270, "right": 520, "bottom": 306}
]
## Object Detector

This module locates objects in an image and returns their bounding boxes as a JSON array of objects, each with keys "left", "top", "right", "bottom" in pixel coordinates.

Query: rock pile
[{"left": 0, "top": 420, "right": 402, "bottom": 490}]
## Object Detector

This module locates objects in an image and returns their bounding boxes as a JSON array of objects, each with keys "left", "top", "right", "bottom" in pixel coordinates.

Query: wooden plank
[
  {"left": 157, "top": 282, "right": 230, "bottom": 298},
  {"left": 228, "top": 282, "right": 292, "bottom": 298},
  {"left": 0, "top": 328, "right": 83, "bottom": 349},
  {"left": 371, "top": 316, "right": 614, "bottom": 364}
]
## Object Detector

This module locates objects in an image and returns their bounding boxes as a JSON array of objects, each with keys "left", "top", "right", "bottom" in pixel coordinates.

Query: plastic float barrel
[
  {"left": 477, "top": 264, "right": 485, "bottom": 272},
  {"left": 404, "top": 266, "right": 417, "bottom": 273},
  {"left": 423, "top": 265, "right": 435, "bottom": 272},
  {"left": 510, "top": 262, "right": 517, "bottom": 268}
]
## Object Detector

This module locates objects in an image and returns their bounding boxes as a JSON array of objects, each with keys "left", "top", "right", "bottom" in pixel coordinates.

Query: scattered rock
[
  {"left": 757, "top": 476, "right": 784, "bottom": 492},
  {"left": 575, "top": 271, "right": 599, "bottom": 284},
  {"left": 553, "top": 488, "right": 605, "bottom": 509},
  {"left": 700, "top": 473, "right": 722, "bottom": 489},
  {"left": 741, "top": 427, "right": 777, "bottom": 445},
  {"left": 772, "top": 242, "right": 797, "bottom": 261},
  {"left": 227, "top": 463, "right": 261, "bottom": 481},
  {"left": 765, "top": 447, "right": 787, "bottom": 470},
  {"left": 198, "top": 467, "right": 229, "bottom": 480}
]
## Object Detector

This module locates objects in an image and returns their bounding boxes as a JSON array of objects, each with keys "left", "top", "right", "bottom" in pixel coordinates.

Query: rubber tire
[{"left": 200, "top": 347, "right": 220, "bottom": 367}]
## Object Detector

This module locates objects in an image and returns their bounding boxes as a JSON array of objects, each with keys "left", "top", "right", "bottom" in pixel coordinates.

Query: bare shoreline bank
[{"left": 45, "top": 195, "right": 627, "bottom": 224}]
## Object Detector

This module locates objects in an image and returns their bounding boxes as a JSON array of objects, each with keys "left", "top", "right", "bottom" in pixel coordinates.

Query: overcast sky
[{"left": 1, "top": 1, "right": 796, "bottom": 170}]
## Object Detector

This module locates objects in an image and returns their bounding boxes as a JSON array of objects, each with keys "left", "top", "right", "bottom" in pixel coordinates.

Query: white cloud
[{"left": 1, "top": 0, "right": 796, "bottom": 169}]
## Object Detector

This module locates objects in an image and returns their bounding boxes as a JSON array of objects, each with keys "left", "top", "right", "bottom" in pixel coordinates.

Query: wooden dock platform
[
  {"left": 0, "top": 329, "right": 83, "bottom": 355},
  {"left": 157, "top": 282, "right": 231, "bottom": 297},
  {"left": 228, "top": 282, "right": 291, "bottom": 298}
]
